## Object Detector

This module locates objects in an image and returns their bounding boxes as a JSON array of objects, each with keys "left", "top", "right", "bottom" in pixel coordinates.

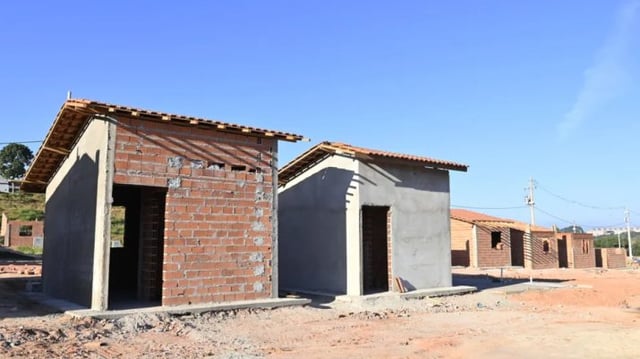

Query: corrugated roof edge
[{"left": 279, "top": 141, "right": 469, "bottom": 186}]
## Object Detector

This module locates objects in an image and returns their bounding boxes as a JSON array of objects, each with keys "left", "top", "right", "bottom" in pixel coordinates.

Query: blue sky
[{"left": 1, "top": 1, "right": 639, "bottom": 229}]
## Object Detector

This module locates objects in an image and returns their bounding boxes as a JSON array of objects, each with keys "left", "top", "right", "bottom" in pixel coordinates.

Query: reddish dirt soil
[{"left": 1, "top": 264, "right": 639, "bottom": 358}]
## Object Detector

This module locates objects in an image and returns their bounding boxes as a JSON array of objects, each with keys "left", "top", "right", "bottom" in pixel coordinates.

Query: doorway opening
[
  {"left": 362, "top": 205, "right": 390, "bottom": 294},
  {"left": 557, "top": 236, "right": 568, "bottom": 268},
  {"left": 510, "top": 230, "right": 525, "bottom": 267},
  {"left": 109, "top": 184, "right": 166, "bottom": 309}
]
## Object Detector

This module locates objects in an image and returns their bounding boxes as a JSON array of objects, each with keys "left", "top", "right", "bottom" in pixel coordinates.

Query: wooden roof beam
[{"left": 42, "top": 146, "right": 71, "bottom": 156}]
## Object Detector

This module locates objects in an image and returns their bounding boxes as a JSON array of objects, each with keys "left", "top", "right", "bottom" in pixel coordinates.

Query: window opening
[
  {"left": 491, "top": 231, "right": 502, "bottom": 249},
  {"left": 19, "top": 225, "right": 33, "bottom": 236}
]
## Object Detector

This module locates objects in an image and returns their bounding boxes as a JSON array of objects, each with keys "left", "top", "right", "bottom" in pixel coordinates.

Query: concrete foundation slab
[
  {"left": 65, "top": 297, "right": 311, "bottom": 320},
  {"left": 486, "top": 281, "right": 571, "bottom": 294},
  {"left": 335, "top": 285, "right": 478, "bottom": 304},
  {"left": 399, "top": 285, "right": 478, "bottom": 299}
]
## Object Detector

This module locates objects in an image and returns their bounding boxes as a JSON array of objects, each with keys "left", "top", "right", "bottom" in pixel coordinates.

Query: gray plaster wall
[
  {"left": 278, "top": 155, "right": 357, "bottom": 294},
  {"left": 43, "top": 117, "right": 110, "bottom": 307},
  {"left": 358, "top": 161, "right": 452, "bottom": 290}
]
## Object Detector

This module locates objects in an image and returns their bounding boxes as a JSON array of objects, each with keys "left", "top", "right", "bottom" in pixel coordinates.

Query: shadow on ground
[
  {"left": 453, "top": 273, "right": 572, "bottom": 291},
  {"left": 280, "top": 292, "right": 336, "bottom": 309},
  {"left": 0, "top": 276, "right": 63, "bottom": 319}
]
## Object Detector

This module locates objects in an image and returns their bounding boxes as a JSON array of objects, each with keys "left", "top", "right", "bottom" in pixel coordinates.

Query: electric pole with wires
[{"left": 525, "top": 177, "right": 536, "bottom": 226}]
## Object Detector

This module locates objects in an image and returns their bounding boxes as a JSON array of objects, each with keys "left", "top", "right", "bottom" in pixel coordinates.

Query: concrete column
[
  {"left": 91, "top": 118, "right": 117, "bottom": 311},
  {"left": 346, "top": 161, "right": 362, "bottom": 296},
  {"left": 270, "top": 141, "right": 279, "bottom": 299},
  {"left": 471, "top": 224, "right": 478, "bottom": 267}
]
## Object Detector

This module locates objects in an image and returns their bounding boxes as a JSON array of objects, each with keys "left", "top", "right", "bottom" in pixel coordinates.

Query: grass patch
[{"left": 15, "top": 246, "right": 43, "bottom": 256}]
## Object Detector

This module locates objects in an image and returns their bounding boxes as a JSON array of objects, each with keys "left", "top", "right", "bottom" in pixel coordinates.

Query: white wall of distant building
[{"left": 588, "top": 227, "right": 640, "bottom": 236}]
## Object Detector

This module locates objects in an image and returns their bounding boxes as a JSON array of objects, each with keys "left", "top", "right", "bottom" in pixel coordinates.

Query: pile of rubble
[{"left": 0, "top": 264, "right": 41, "bottom": 276}]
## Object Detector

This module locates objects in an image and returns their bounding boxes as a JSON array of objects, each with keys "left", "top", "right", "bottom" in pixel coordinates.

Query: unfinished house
[
  {"left": 1, "top": 213, "right": 44, "bottom": 248},
  {"left": 596, "top": 247, "right": 627, "bottom": 269},
  {"left": 278, "top": 142, "right": 468, "bottom": 296},
  {"left": 449, "top": 209, "right": 560, "bottom": 269},
  {"left": 21, "top": 98, "right": 303, "bottom": 311},
  {"left": 450, "top": 209, "right": 515, "bottom": 268},
  {"left": 555, "top": 232, "right": 596, "bottom": 269}
]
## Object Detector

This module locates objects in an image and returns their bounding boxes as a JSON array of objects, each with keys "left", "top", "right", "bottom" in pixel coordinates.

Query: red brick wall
[
  {"left": 475, "top": 226, "right": 511, "bottom": 268},
  {"left": 450, "top": 219, "right": 472, "bottom": 266},
  {"left": 597, "top": 248, "right": 627, "bottom": 269},
  {"left": 139, "top": 189, "right": 166, "bottom": 301},
  {"left": 113, "top": 119, "right": 277, "bottom": 306},
  {"left": 527, "top": 231, "right": 559, "bottom": 269},
  {"left": 567, "top": 233, "right": 596, "bottom": 269},
  {"left": 5, "top": 220, "right": 44, "bottom": 248}
]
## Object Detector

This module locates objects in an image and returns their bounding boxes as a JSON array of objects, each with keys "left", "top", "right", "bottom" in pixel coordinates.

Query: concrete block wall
[
  {"left": 114, "top": 119, "right": 277, "bottom": 306},
  {"left": 3, "top": 220, "right": 44, "bottom": 248},
  {"left": 278, "top": 155, "right": 355, "bottom": 295},
  {"left": 358, "top": 162, "right": 452, "bottom": 290},
  {"left": 43, "top": 117, "right": 110, "bottom": 308}
]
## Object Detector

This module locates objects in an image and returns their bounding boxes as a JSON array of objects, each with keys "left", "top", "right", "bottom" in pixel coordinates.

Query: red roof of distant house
[
  {"left": 450, "top": 208, "right": 552, "bottom": 231},
  {"left": 450, "top": 209, "right": 512, "bottom": 223},
  {"left": 279, "top": 141, "right": 468, "bottom": 186}
]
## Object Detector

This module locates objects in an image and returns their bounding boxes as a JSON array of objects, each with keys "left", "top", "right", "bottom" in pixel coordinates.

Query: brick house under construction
[
  {"left": 21, "top": 98, "right": 303, "bottom": 311},
  {"left": 1, "top": 213, "right": 44, "bottom": 248},
  {"left": 450, "top": 209, "right": 595, "bottom": 270}
]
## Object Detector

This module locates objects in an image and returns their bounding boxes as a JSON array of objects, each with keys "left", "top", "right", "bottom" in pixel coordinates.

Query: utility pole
[
  {"left": 618, "top": 232, "right": 621, "bottom": 248},
  {"left": 525, "top": 177, "right": 536, "bottom": 226},
  {"left": 625, "top": 208, "right": 633, "bottom": 258}
]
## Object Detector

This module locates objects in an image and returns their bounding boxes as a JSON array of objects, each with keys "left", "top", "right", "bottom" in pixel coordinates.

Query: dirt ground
[{"left": 1, "top": 264, "right": 639, "bottom": 359}]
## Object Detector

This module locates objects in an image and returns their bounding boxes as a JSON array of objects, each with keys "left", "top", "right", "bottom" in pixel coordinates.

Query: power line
[
  {"left": 535, "top": 206, "right": 627, "bottom": 229},
  {"left": 451, "top": 204, "right": 527, "bottom": 210},
  {"left": 535, "top": 180, "right": 626, "bottom": 211},
  {"left": 535, "top": 206, "right": 573, "bottom": 225},
  {"left": 0, "top": 140, "right": 43, "bottom": 145}
]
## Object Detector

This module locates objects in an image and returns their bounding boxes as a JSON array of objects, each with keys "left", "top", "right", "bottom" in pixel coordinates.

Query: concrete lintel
[{"left": 66, "top": 297, "right": 311, "bottom": 320}]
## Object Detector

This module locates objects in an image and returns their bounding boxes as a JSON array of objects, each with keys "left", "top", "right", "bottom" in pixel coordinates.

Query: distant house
[
  {"left": 450, "top": 209, "right": 595, "bottom": 269},
  {"left": 278, "top": 142, "right": 468, "bottom": 296},
  {"left": 555, "top": 232, "right": 596, "bottom": 269},
  {"left": 450, "top": 209, "right": 520, "bottom": 268},
  {"left": 0, "top": 177, "right": 14, "bottom": 193},
  {"left": 1, "top": 213, "right": 44, "bottom": 248},
  {"left": 21, "top": 98, "right": 303, "bottom": 311},
  {"left": 595, "top": 247, "right": 626, "bottom": 269}
]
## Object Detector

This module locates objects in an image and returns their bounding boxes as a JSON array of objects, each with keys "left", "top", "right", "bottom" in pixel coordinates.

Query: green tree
[
  {"left": 0, "top": 143, "right": 34, "bottom": 179},
  {"left": 560, "top": 225, "right": 585, "bottom": 233}
]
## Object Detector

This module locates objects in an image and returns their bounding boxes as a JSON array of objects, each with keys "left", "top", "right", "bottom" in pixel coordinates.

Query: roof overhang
[
  {"left": 279, "top": 141, "right": 469, "bottom": 186},
  {"left": 21, "top": 99, "right": 305, "bottom": 193}
]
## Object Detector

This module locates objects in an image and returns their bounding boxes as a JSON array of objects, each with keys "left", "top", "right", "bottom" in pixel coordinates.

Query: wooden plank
[{"left": 394, "top": 277, "right": 406, "bottom": 293}]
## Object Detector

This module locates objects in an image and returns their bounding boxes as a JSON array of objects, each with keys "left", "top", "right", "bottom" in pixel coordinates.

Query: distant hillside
[{"left": 0, "top": 192, "right": 45, "bottom": 231}]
